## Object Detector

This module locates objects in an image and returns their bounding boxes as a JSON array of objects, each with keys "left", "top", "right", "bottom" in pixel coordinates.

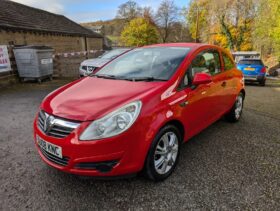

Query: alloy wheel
[
  {"left": 154, "top": 132, "right": 179, "bottom": 175},
  {"left": 235, "top": 95, "right": 243, "bottom": 119}
]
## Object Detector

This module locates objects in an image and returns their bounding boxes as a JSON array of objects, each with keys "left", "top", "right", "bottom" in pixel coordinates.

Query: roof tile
[{"left": 0, "top": 0, "right": 102, "bottom": 38}]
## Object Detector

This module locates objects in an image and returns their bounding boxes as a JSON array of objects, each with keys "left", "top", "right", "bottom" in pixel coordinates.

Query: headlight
[{"left": 80, "top": 101, "right": 142, "bottom": 140}]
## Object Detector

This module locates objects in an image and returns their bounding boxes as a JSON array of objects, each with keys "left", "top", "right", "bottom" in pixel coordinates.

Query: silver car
[{"left": 79, "top": 48, "right": 131, "bottom": 77}]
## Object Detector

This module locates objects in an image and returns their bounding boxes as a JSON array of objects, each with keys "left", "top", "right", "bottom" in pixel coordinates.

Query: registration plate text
[{"left": 37, "top": 136, "right": 62, "bottom": 158}]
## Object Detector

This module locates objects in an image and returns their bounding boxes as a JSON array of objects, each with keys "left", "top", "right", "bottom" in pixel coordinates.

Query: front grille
[
  {"left": 87, "top": 66, "right": 97, "bottom": 72},
  {"left": 38, "top": 146, "right": 70, "bottom": 166},
  {"left": 37, "top": 110, "right": 80, "bottom": 139}
]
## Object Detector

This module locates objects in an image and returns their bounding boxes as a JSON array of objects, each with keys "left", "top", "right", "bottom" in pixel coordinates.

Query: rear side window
[
  {"left": 222, "top": 53, "right": 235, "bottom": 70},
  {"left": 191, "top": 50, "right": 221, "bottom": 76},
  {"left": 238, "top": 60, "right": 263, "bottom": 65}
]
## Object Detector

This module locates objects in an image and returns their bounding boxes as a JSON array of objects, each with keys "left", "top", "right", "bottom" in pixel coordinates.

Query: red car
[{"left": 34, "top": 43, "right": 245, "bottom": 181}]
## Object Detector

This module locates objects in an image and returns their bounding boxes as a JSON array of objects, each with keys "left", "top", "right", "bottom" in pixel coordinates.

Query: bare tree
[
  {"left": 116, "top": 0, "right": 142, "bottom": 21},
  {"left": 142, "top": 6, "right": 156, "bottom": 25},
  {"left": 155, "top": 0, "right": 179, "bottom": 43}
]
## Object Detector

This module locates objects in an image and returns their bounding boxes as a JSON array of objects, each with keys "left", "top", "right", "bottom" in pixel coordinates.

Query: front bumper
[
  {"left": 79, "top": 68, "right": 87, "bottom": 77},
  {"left": 33, "top": 116, "right": 150, "bottom": 177}
]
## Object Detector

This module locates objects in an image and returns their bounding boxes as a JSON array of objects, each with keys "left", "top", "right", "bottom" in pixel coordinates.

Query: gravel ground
[{"left": 0, "top": 79, "right": 279, "bottom": 210}]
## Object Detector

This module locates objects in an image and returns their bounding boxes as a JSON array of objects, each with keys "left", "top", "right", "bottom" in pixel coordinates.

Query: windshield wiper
[
  {"left": 124, "top": 77, "right": 168, "bottom": 82},
  {"left": 91, "top": 74, "right": 118, "bottom": 80},
  {"left": 91, "top": 74, "right": 167, "bottom": 82}
]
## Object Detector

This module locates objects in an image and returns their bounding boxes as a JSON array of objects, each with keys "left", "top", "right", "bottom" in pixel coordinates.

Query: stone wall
[
  {"left": 54, "top": 51, "right": 104, "bottom": 78},
  {"left": 0, "top": 30, "right": 103, "bottom": 53},
  {"left": 0, "top": 29, "right": 104, "bottom": 86}
]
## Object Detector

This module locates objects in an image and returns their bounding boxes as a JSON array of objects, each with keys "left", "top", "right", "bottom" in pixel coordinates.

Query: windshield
[
  {"left": 101, "top": 49, "right": 129, "bottom": 59},
  {"left": 238, "top": 60, "right": 263, "bottom": 65},
  {"left": 96, "top": 47, "right": 190, "bottom": 81}
]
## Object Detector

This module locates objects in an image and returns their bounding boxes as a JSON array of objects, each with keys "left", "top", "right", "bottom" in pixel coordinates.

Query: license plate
[
  {"left": 37, "top": 136, "right": 62, "bottom": 158},
  {"left": 244, "top": 67, "right": 255, "bottom": 71}
]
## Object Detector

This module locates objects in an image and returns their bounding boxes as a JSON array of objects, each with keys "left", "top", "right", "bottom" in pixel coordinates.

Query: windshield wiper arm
[
  {"left": 124, "top": 77, "right": 168, "bottom": 82},
  {"left": 91, "top": 74, "right": 167, "bottom": 82},
  {"left": 91, "top": 74, "right": 117, "bottom": 79}
]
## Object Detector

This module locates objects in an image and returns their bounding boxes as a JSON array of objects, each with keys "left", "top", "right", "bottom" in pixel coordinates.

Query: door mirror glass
[{"left": 192, "top": 73, "right": 212, "bottom": 86}]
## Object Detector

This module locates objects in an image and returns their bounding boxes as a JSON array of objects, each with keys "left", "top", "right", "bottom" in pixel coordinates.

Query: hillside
[{"left": 81, "top": 19, "right": 127, "bottom": 44}]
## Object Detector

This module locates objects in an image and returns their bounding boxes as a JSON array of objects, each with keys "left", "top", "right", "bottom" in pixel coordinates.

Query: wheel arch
[
  {"left": 161, "top": 119, "right": 185, "bottom": 142},
  {"left": 240, "top": 89, "right": 246, "bottom": 99}
]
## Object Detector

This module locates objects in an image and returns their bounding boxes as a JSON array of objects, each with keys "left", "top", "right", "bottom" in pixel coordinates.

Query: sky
[{"left": 11, "top": 0, "right": 190, "bottom": 23}]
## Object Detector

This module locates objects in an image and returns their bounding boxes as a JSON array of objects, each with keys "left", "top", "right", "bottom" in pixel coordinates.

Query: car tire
[
  {"left": 225, "top": 92, "right": 244, "bottom": 123},
  {"left": 259, "top": 80, "right": 266, "bottom": 86},
  {"left": 143, "top": 125, "right": 181, "bottom": 181}
]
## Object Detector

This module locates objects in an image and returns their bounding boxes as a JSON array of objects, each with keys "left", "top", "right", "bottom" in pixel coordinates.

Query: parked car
[
  {"left": 79, "top": 48, "right": 131, "bottom": 77},
  {"left": 237, "top": 58, "right": 267, "bottom": 86},
  {"left": 34, "top": 43, "right": 245, "bottom": 181},
  {"left": 232, "top": 51, "right": 260, "bottom": 63}
]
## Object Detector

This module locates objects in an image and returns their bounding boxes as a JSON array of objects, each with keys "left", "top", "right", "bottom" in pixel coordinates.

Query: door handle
[
  {"left": 179, "top": 101, "right": 189, "bottom": 107},
  {"left": 221, "top": 81, "right": 227, "bottom": 87},
  {"left": 228, "top": 74, "right": 234, "bottom": 78}
]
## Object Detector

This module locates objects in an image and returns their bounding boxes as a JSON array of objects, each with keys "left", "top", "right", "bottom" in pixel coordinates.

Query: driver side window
[
  {"left": 191, "top": 50, "right": 221, "bottom": 77},
  {"left": 179, "top": 50, "right": 221, "bottom": 89}
]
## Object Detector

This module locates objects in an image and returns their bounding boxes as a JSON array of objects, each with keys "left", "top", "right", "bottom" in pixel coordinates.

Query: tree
[
  {"left": 142, "top": 6, "right": 156, "bottom": 26},
  {"left": 120, "top": 18, "right": 159, "bottom": 47},
  {"left": 187, "top": 0, "right": 255, "bottom": 51},
  {"left": 116, "top": 0, "right": 141, "bottom": 21},
  {"left": 211, "top": 0, "right": 255, "bottom": 51},
  {"left": 253, "top": 0, "right": 280, "bottom": 59},
  {"left": 186, "top": 0, "right": 210, "bottom": 43},
  {"left": 155, "top": 0, "right": 179, "bottom": 43}
]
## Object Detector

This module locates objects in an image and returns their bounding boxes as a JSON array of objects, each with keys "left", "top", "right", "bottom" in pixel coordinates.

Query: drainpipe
[{"left": 84, "top": 36, "right": 88, "bottom": 59}]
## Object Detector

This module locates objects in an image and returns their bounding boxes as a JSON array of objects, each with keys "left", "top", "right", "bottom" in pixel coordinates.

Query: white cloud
[
  {"left": 10, "top": 0, "right": 183, "bottom": 23},
  {"left": 11, "top": 0, "right": 65, "bottom": 14},
  {"left": 68, "top": 10, "right": 117, "bottom": 23}
]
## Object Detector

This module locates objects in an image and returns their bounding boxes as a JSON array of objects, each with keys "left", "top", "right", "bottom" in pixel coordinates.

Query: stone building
[
  {"left": 0, "top": 0, "right": 103, "bottom": 53},
  {"left": 0, "top": 0, "right": 104, "bottom": 86}
]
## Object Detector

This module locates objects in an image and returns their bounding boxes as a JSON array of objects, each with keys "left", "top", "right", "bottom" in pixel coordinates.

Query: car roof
[
  {"left": 143, "top": 43, "right": 213, "bottom": 50},
  {"left": 239, "top": 58, "right": 262, "bottom": 61},
  {"left": 110, "top": 48, "right": 131, "bottom": 51},
  {"left": 144, "top": 43, "right": 210, "bottom": 48}
]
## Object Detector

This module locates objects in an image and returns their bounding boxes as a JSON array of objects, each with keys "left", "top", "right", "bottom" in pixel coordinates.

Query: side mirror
[{"left": 192, "top": 73, "right": 212, "bottom": 86}]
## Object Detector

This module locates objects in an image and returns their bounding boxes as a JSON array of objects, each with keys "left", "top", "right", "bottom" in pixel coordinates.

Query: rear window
[{"left": 238, "top": 60, "right": 263, "bottom": 65}]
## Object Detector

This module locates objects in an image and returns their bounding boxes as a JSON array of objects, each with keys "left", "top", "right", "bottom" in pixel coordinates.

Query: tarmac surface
[{"left": 0, "top": 78, "right": 279, "bottom": 210}]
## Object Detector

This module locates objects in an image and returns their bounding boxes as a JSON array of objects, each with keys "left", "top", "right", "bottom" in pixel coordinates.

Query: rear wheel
[
  {"left": 259, "top": 80, "right": 266, "bottom": 86},
  {"left": 225, "top": 93, "right": 244, "bottom": 122},
  {"left": 144, "top": 125, "right": 181, "bottom": 181}
]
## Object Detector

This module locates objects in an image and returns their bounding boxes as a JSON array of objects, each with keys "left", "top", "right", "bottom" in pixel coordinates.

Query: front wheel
[
  {"left": 143, "top": 125, "right": 181, "bottom": 181},
  {"left": 225, "top": 92, "right": 244, "bottom": 122}
]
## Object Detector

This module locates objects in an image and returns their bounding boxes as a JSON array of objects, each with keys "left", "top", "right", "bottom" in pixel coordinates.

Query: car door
[
  {"left": 176, "top": 49, "right": 223, "bottom": 138},
  {"left": 190, "top": 49, "right": 226, "bottom": 124},
  {"left": 201, "top": 49, "right": 227, "bottom": 122},
  {"left": 221, "top": 52, "right": 237, "bottom": 110}
]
